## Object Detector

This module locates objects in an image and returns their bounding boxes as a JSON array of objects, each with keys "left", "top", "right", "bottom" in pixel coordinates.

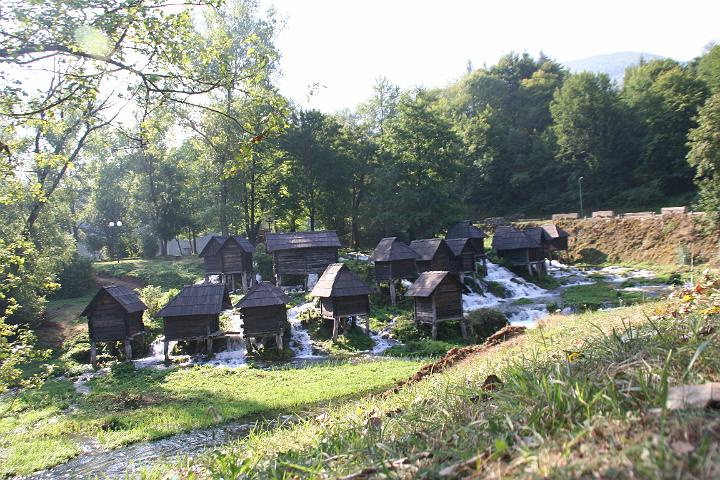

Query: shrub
[
  {"left": 140, "top": 231, "right": 159, "bottom": 259},
  {"left": 390, "top": 315, "right": 423, "bottom": 342},
  {"left": 50, "top": 254, "right": 95, "bottom": 299},
  {"left": 467, "top": 308, "right": 509, "bottom": 339},
  {"left": 139, "top": 285, "right": 178, "bottom": 340},
  {"left": 253, "top": 245, "right": 274, "bottom": 281}
]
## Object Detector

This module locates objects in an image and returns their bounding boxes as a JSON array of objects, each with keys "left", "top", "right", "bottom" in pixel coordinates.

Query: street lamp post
[
  {"left": 578, "top": 177, "right": 584, "bottom": 219},
  {"left": 108, "top": 220, "right": 123, "bottom": 263}
]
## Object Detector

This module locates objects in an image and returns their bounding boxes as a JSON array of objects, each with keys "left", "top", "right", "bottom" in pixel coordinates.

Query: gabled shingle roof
[
  {"left": 82, "top": 285, "right": 147, "bottom": 316},
  {"left": 524, "top": 227, "right": 551, "bottom": 245},
  {"left": 406, "top": 271, "right": 461, "bottom": 297},
  {"left": 445, "top": 237, "right": 474, "bottom": 256},
  {"left": 372, "top": 237, "right": 419, "bottom": 262},
  {"left": 220, "top": 235, "right": 256, "bottom": 253},
  {"left": 157, "top": 284, "right": 231, "bottom": 317},
  {"left": 541, "top": 224, "right": 569, "bottom": 239},
  {"left": 409, "top": 238, "right": 448, "bottom": 261},
  {"left": 265, "top": 231, "right": 341, "bottom": 253},
  {"left": 311, "top": 263, "right": 372, "bottom": 298},
  {"left": 198, "top": 236, "right": 227, "bottom": 257},
  {"left": 492, "top": 226, "right": 541, "bottom": 250},
  {"left": 446, "top": 221, "right": 486, "bottom": 240},
  {"left": 236, "top": 282, "right": 290, "bottom": 309}
]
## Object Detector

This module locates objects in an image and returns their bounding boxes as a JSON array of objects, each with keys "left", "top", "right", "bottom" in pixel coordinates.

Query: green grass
[
  {"left": 93, "top": 257, "right": 204, "bottom": 290},
  {"left": 301, "top": 312, "right": 376, "bottom": 354},
  {"left": 144, "top": 295, "right": 720, "bottom": 479},
  {"left": 0, "top": 358, "right": 420, "bottom": 477},
  {"left": 562, "top": 281, "right": 631, "bottom": 311},
  {"left": 513, "top": 297, "right": 534, "bottom": 305},
  {"left": 385, "top": 339, "right": 465, "bottom": 358}
]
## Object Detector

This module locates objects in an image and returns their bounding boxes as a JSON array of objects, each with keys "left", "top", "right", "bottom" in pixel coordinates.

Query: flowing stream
[{"left": 462, "top": 260, "right": 674, "bottom": 328}]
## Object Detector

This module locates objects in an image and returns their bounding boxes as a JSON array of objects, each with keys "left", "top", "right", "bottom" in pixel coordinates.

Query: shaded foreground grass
[
  {"left": 147, "top": 292, "right": 720, "bottom": 479},
  {"left": 0, "top": 359, "right": 420, "bottom": 477}
]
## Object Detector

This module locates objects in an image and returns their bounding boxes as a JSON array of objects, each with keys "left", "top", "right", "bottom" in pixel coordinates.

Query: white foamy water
[
  {"left": 205, "top": 312, "right": 247, "bottom": 367},
  {"left": 462, "top": 262, "right": 549, "bottom": 313},
  {"left": 368, "top": 316, "right": 399, "bottom": 354},
  {"left": 287, "top": 302, "right": 323, "bottom": 358},
  {"left": 133, "top": 336, "right": 176, "bottom": 369}
]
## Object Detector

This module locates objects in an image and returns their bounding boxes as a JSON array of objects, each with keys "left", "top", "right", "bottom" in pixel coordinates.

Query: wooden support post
[
  {"left": 276, "top": 273, "right": 282, "bottom": 288},
  {"left": 527, "top": 264, "right": 533, "bottom": 276},
  {"left": 276, "top": 333, "right": 283, "bottom": 350},
  {"left": 332, "top": 316, "right": 340, "bottom": 341},
  {"left": 124, "top": 338, "right": 132, "bottom": 361},
  {"left": 241, "top": 272, "right": 249, "bottom": 293},
  {"left": 365, "top": 316, "right": 370, "bottom": 335},
  {"left": 460, "top": 318, "right": 468, "bottom": 339},
  {"left": 164, "top": 339, "right": 170, "bottom": 361},
  {"left": 431, "top": 322, "right": 438, "bottom": 340},
  {"left": 389, "top": 280, "right": 397, "bottom": 306},
  {"left": 207, "top": 336, "right": 214, "bottom": 356},
  {"left": 231, "top": 274, "right": 236, "bottom": 292},
  {"left": 245, "top": 338, "right": 253, "bottom": 354},
  {"left": 90, "top": 341, "right": 97, "bottom": 368}
]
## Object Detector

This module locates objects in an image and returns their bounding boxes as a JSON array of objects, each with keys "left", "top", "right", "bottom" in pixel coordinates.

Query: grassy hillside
[
  {"left": 552, "top": 215, "right": 720, "bottom": 267},
  {"left": 93, "top": 257, "right": 204, "bottom": 290},
  {"left": 143, "top": 276, "right": 720, "bottom": 478}
]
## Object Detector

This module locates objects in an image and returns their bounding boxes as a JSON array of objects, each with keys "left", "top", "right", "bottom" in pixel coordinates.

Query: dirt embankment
[{"left": 553, "top": 215, "right": 720, "bottom": 266}]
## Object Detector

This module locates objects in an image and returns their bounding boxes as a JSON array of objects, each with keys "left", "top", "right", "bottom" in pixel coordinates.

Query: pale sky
[{"left": 263, "top": 0, "right": 720, "bottom": 113}]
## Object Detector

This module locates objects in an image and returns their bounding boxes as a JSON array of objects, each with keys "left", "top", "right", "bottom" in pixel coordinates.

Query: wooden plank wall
[
  {"left": 164, "top": 314, "right": 219, "bottom": 340},
  {"left": 434, "top": 280, "right": 463, "bottom": 320},
  {"left": 203, "top": 254, "right": 223, "bottom": 275},
  {"left": 88, "top": 292, "right": 127, "bottom": 341},
  {"left": 275, "top": 247, "right": 338, "bottom": 275},
  {"left": 414, "top": 297, "right": 435, "bottom": 323},
  {"left": 331, "top": 295, "right": 369, "bottom": 317},
  {"left": 222, "top": 244, "right": 252, "bottom": 274},
  {"left": 242, "top": 305, "right": 286, "bottom": 334}
]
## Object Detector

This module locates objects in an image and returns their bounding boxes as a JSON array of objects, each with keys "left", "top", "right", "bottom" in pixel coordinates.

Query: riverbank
[
  {"left": 0, "top": 358, "right": 420, "bottom": 477},
  {"left": 143, "top": 276, "right": 720, "bottom": 478}
]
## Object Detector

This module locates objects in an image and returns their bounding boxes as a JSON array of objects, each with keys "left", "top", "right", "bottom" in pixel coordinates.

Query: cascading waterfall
[
  {"left": 206, "top": 312, "right": 247, "bottom": 367},
  {"left": 462, "top": 262, "right": 548, "bottom": 313},
  {"left": 287, "top": 302, "right": 321, "bottom": 358}
]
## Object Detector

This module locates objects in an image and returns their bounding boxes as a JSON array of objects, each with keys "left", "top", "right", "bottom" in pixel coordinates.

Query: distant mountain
[{"left": 563, "top": 51, "right": 666, "bottom": 84}]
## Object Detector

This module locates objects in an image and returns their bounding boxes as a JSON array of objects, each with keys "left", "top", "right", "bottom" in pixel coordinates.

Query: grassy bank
[
  {"left": 144, "top": 284, "right": 720, "bottom": 478},
  {"left": 0, "top": 359, "right": 420, "bottom": 477},
  {"left": 93, "top": 257, "right": 204, "bottom": 290}
]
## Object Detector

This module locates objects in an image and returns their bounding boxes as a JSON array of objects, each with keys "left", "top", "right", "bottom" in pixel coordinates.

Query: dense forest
[{"left": 2, "top": 0, "right": 720, "bottom": 335}]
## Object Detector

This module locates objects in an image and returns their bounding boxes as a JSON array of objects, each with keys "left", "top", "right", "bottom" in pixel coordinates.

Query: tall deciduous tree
[{"left": 687, "top": 93, "right": 720, "bottom": 223}]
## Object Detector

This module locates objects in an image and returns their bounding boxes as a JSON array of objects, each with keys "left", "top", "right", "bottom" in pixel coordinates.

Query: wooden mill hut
[
  {"left": 541, "top": 224, "right": 570, "bottom": 260},
  {"left": 235, "top": 281, "right": 290, "bottom": 351},
  {"left": 198, "top": 235, "right": 226, "bottom": 281},
  {"left": 406, "top": 271, "right": 468, "bottom": 340},
  {"left": 445, "top": 237, "right": 477, "bottom": 274},
  {"left": 410, "top": 238, "right": 453, "bottom": 273},
  {"left": 311, "top": 263, "right": 372, "bottom": 341},
  {"left": 265, "top": 231, "right": 341, "bottom": 288},
  {"left": 158, "top": 284, "right": 231, "bottom": 360},
  {"left": 81, "top": 286, "right": 147, "bottom": 367},
  {"left": 372, "top": 237, "right": 419, "bottom": 305},
  {"left": 492, "top": 226, "right": 546, "bottom": 276},
  {"left": 446, "top": 220, "right": 487, "bottom": 265},
  {"left": 218, "top": 235, "right": 255, "bottom": 292}
]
